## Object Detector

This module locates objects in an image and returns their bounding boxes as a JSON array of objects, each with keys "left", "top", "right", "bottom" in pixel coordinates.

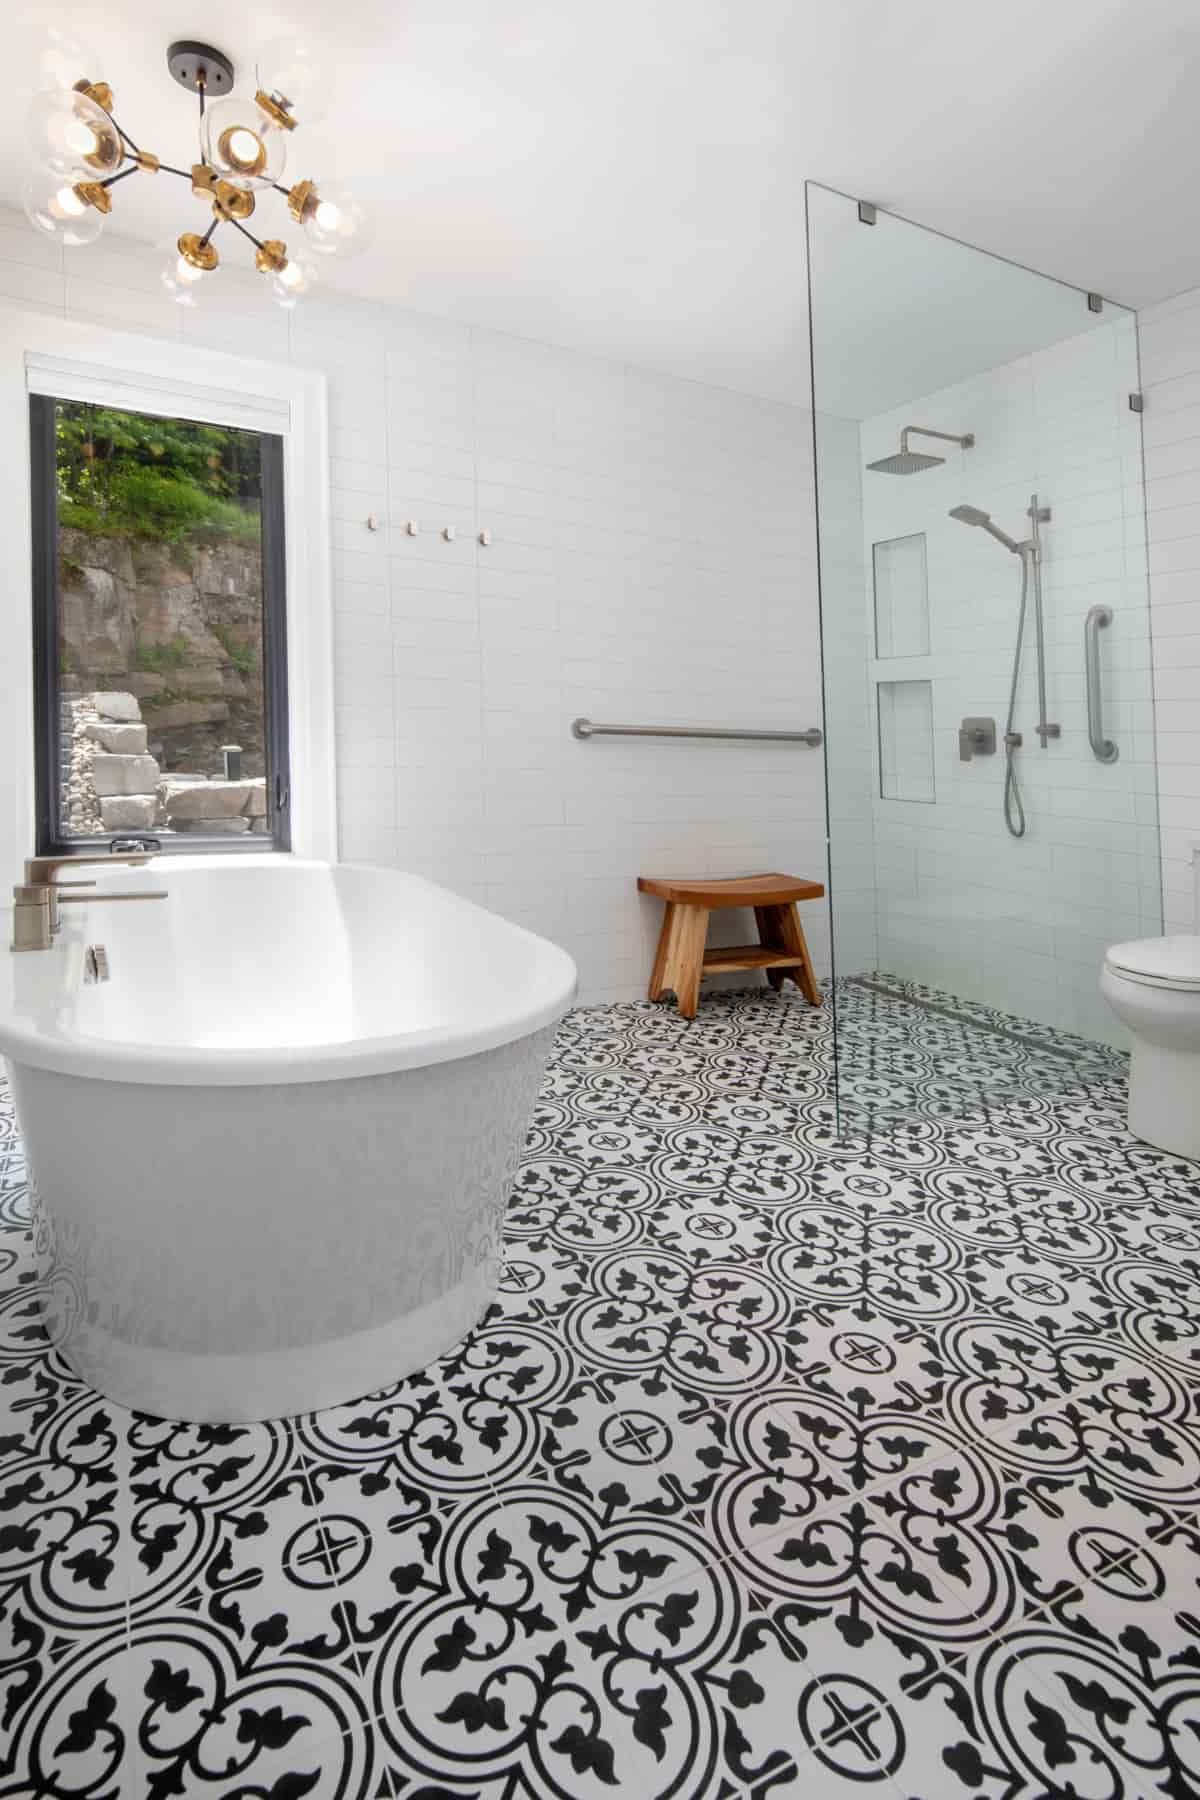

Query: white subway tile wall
[
  {"left": 1138, "top": 290, "right": 1200, "bottom": 941},
  {"left": 0, "top": 213, "right": 827, "bottom": 1001},
  {"left": 844, "top": 315, "right": 1162, "bottom": 1046}
]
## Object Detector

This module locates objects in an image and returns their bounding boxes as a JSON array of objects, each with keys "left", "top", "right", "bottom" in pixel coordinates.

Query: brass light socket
[
  {"left": 191, "top": 162, "right": 217, "bottom": 198},
  {"left": 286, "top": 178, "right": 318, "bottom": 223},
  {"left": 134, "top": 151, "right": 160, "bottom": 174},
  {"left": 254, "top": 238, "right": 289, "bottom": 275},
  {"left": 254, "top": 89, "right": 297, "bottom": 131},
  {"left": 177, "top": 231, "right": 220, "bottom": 273},
  {"left": 212, "top": 180, "right": 256, "bottom": 221},
  {"left": 75, "top": 182, "right": 113, "bottom": 215},
  {"left": 217, "top": 123, "right": 266, "bottom": 178},
  {"left": 73, "top": 79, "right": 114, "bottom": 112}
]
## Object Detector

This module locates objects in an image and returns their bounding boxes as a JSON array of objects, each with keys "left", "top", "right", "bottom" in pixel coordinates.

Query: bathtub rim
[{"left": 0, "top": 856, "right": 578, "bottom": 1086}]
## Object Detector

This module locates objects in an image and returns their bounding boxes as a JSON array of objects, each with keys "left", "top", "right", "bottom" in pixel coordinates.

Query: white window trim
[{"left": 0, "top": 310, "right": 336, "bottom": 876}]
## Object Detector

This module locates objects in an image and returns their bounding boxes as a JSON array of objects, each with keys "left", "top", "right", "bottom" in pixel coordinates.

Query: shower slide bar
[
  {"left": 1084, "top": 605, "right": 1119, "bottom": 763},
  {"left": 571, "top": 718, "right": 824, "bottom": 746}
]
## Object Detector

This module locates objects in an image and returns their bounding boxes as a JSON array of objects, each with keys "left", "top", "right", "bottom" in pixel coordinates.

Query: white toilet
[{"left": 1102, "top": 935, "right": 1200, "bottom": 1159}]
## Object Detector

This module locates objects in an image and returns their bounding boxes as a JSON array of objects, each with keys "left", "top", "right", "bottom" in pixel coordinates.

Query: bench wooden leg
[
  {"left": 648, "top": 902, "right": 678, "bottom": 1001},
  {"left": 755, "top": 903, "right": 821, "bottom": 1006},
  {"left": 670, "top": 904, "right": 710, "bottom": 1019},
  {"left": 648, "top": 901, "right": 710, "bottom": 1016}
]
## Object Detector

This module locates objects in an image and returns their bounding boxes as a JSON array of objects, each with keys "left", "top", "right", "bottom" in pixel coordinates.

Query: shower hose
[{"left": 1002, "top": 549, "right": 1031, "bottom": 839}]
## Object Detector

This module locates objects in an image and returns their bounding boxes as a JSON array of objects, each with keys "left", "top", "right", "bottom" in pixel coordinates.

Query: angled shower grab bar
[
  {"left": 571, "top": 718, "right": 823, "bottom": 746},
  {"left": 1084, "top": 605, "right": 1119, "bottom": 763}
]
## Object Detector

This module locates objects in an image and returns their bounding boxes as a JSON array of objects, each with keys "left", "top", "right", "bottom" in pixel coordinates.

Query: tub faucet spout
[{"left": 12, "top": 849, "right": 165, "bottom": 950}]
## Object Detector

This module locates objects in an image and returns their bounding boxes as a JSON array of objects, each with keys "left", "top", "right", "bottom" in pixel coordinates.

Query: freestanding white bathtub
[{"left": 0, "top": 858, "right": 576, "bottom": 1423}]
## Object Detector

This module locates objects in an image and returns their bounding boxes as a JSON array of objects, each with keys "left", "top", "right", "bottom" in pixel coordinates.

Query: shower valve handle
[{"left": 958, "top": 717, "right": 997, "bottom": 762}]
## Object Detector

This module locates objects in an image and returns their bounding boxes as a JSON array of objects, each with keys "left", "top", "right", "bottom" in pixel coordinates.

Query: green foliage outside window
[{"left": 55, "top": 401, "right": 262, "bottom": 547}]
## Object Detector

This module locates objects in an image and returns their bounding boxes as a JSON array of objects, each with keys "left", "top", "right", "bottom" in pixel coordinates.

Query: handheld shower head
[
  {"left": 948, "top": 504, "right": 1024, "bottom": 555},
  {"left": 866, "top": 424, "right": 974, "bottom": 476}
]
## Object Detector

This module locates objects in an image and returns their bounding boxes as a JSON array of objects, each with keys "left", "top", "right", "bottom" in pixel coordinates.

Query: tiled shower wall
[
  {"left": 1137, "top": 287, "right": 1200, "bottom": 939},
  {"left": 0, "top": 210, "right": 828, "bottom": 1002},
  {"left": 850, "top": 317, "right": 1160, "bottom": 1045}
]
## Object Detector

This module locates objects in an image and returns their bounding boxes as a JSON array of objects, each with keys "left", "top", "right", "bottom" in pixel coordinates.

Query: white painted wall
[
  {"left": 0, "top": 212, "right": 827, "bottom": 1003},
  {"left": 844, "top": 317, "right": 1160, "bottom": 1046}
]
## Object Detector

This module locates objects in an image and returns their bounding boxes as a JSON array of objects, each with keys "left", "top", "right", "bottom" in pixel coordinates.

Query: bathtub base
[
  {"left": 12, "top": 1025, "right": 556, "bottom": 1424},
  {"left": 48, "top": 1264, "right": 497, "bottom": 1424}
]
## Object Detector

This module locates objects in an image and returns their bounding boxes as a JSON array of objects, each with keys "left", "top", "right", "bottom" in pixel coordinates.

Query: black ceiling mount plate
[{"left": 166, "top": 41, "right": 235, "bottom": 95}]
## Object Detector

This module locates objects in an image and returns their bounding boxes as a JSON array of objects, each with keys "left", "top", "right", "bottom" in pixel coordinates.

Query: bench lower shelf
[{"left": 701, "top": 946, "right": 804, "bottom": 974}]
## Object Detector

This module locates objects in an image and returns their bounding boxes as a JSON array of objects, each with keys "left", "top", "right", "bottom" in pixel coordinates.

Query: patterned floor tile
[
  {"left": 1, "top": 1623, "right": 135, "bottom": 1800},
  {"left": 126, "top": 1614, "right": 376, "bottom": 1797},
  {"left": 125, "top": 1415, "right": 364, "bottom": 1680},
  {"left": 3, "top": 977, "right": 1200, "bottom": 1797}
]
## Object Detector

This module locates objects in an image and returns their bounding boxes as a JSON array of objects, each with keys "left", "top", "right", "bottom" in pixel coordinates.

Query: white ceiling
[{"left": 8, "top": 0, "right": 1200, "bottom": 404}]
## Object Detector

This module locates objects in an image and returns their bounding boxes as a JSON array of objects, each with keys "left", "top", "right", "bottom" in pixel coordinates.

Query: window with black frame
[{"left": 29, "top": 395, "right": 290, "bottom": 854}]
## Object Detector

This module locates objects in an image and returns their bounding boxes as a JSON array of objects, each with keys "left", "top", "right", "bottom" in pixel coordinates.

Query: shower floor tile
[{"left": 3, "top": 979, "right": 1200, "bottom": 1798}]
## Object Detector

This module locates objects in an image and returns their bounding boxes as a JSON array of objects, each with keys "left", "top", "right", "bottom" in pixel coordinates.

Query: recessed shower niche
[
  {"left": 876, "top": 678, "right": 935, "bottom": 803},
  {"left": 872, "top": 532, "right": 929, "bottom": 658}
]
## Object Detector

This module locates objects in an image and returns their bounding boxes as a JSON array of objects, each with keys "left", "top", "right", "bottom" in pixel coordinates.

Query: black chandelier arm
[
  {"left": 199, "top": 217, "right": 219, "bottom": 248},
  {"left": 99, "top": 167, "right": 140, "bottom": 191},
  {"left": 107, "top": 114, "right": 142, "bottom": 157},
  {"left": 156, "top": 162, "right": 199, "bottom": 182},
  {"left": 226, "top": 214, "right": 267, "bottom": 253}
]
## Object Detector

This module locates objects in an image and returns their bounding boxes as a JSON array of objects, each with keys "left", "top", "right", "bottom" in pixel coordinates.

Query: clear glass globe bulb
[
  {"left": 271, "top": 258, "right": 317, "bottom": 309},
  {"left": 35, "top": 27, "right": 100, "bottom": 92},
  {"left": 161, "top": 250, "right": 206, "bottom": 307},
  {"left": 200, "top": 96, "right": 287, "bottom": 191},
  {"left": 27, "top": 87, "right": 121, "bottom": 177},
  {"left": 302, "top": 183, "right": 372, "bottom": 258},
  {"left": 23, "top": 168, "right": 104, "bottom": 247},
  {"left": 255, "top": 37, "right": 327, "bottom": 126}
]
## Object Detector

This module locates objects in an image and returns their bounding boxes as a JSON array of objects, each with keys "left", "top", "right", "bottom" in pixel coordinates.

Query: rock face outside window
[{"left": 52, "top": 400, "right": 270, "bottom": 841}]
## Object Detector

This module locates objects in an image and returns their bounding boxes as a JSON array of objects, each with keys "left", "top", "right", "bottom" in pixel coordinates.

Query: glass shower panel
[{"left": 806, "top": 182, "right": 1161, "bottom": 1133}]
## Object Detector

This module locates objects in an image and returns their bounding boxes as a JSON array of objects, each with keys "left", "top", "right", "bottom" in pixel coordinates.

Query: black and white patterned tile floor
[{"left": 3, "top": 980, "right": 1200, "bottom": 1798}]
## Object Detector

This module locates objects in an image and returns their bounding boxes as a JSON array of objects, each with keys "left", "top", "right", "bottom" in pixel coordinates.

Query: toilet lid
[{"left": 1105, "top": 934, "right": 1200, "bottom": 990}]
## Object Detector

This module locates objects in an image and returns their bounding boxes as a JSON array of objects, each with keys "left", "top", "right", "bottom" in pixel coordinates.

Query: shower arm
[{"left": 900, "top": 426, "right": 975, "bottom": 452}]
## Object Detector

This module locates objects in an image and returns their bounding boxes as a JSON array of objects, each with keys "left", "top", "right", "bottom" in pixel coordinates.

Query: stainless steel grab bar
[
  {"left": 571, "top": 718, "right": 823, "bottom": 746},
  {"left": 1084, "top": 605, "right": 1119, "bottom": 763}
]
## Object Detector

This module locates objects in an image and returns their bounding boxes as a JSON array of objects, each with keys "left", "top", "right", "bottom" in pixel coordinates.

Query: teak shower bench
[{"left": 638, "top": 872, "right": 825, "bottom": 1019}]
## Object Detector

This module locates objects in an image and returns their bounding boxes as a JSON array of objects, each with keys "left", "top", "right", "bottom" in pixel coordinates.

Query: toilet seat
[{"left": 1104, "top": 934, "right": 1200, "bottom": 993}]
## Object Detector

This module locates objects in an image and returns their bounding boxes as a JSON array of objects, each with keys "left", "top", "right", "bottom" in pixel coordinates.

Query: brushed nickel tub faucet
[{"left": 11, "top": 851, "right": 167, "bottom": 952}]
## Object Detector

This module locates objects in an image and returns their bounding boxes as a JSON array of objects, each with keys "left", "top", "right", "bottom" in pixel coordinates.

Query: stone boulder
[
  {"left": 244, "top": 780, "right": 268, "bottom": 817},
  {"left": 93, "top": 753, "right": 161, "bottom": 797},
  {"left": 161, "top": 779, "right": 258, "bottom": 819},
  {"left": 99, "top": 795, "right": 158, "bottom": 831},
  {"left": 146, "top": 701, "right": 229, "bottom": 730},
  {"left": 92, "top": 692, "right": 142, "bottom": 723},
  {"left": 85, "top": 722, "right": 148, "bottom": 754},
  {"left": 171, "top": 816, "right": 250, "bottom": 834}
]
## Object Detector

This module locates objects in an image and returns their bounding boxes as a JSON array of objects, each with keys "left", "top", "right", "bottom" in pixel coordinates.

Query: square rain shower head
[{"left": 865, "top": 450, "right": 947, "bottom": 474}]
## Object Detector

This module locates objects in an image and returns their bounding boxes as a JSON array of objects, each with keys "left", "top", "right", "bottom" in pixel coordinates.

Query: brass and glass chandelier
[{"left": 24, "top": 31, "right": 371, "bottom": 308}]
